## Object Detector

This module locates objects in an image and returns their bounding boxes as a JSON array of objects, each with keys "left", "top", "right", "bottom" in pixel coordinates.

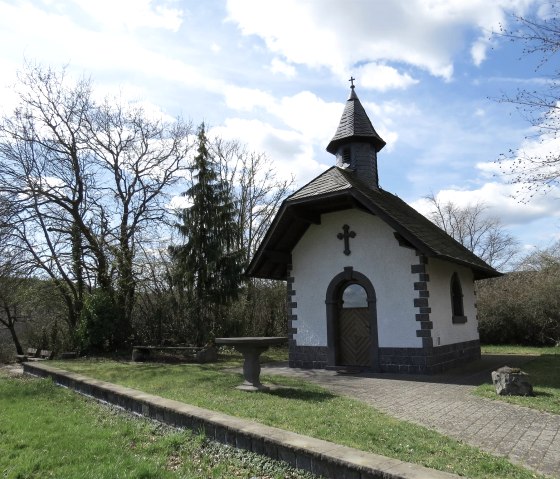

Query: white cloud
[
  {"left": 226, "top": 0, "right": 536, "bottom": 83},
  {"left": 218, "top": 87, "right": 401, "bottom": 156},
  {"left": 220, "top": 87, "right": 363, "bottom": 142},
  {"left": 210, "top": 118, "right": 329, "bottom": 184},
  {"left": 412, "top": 181, "right": 560, "bottom": 227},
  {"left": 269, "top": 58, "right": 296, "bottom": 78},
  {"left": 360, "top": 100, "right": 401, "bottom": 152},
  {"left": 208, "top": 87, "right": 403, "bottom": 188},
  {"left": 356, "top": 63, "right": 419, "bottom": 91},
  {"left": 167, "top": 195, "right": 193, "bottom": 210},
  {"left": 70, "top": 0, "right": 184, "bottom": 32},
  {"left": 1, "top": 0, "right": 250, "bottom": 114},
  {"left": 222, "top": 85, "right": 276, "bottom": 112},
  {"left": 268, "top": 91, "right": 342, "bottom": 144},
  {"left": 411, "top": 181, "right": 560, "bottom": 251},
  {"left": 537, "top": 1, "right": 556, "bottom": 19},
  {"left": 476, "top": 107, "right": 560, "bottom": 193},
  {"left": 471, "top": 38, "right": 489, "bottom": 66}
]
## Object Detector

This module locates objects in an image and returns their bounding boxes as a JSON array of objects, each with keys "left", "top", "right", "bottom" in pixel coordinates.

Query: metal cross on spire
[{"left": 349, "top": 76, "right": 355, "bottom": 89}]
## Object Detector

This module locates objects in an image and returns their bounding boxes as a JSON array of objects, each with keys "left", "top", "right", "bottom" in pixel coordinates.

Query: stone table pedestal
[{"left": 215, "top": 337, "right": 287, "bottom": 391}]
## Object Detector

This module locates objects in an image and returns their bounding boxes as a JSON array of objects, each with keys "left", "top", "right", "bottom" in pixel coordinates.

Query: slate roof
[
  {"left": 247, "top": 166, "right": 501, "bottom": 280},
  {"left": 326, "top": 87, "right": 386, "bottom": 154}
]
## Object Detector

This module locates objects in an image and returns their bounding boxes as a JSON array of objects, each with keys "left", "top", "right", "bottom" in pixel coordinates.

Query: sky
[{"left": 0, "top": 0, "right": 558, "bottom": 264}]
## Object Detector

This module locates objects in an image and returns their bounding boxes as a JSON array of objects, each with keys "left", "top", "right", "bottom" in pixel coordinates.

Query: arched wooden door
[
  {"left": 325, "top": 268, "right": 379, "bottom": 371},
  {"left": 338, "top": 284, "right": 371, "bottom": 366}
]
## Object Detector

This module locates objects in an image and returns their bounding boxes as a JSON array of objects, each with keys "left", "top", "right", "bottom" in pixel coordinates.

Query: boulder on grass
[{"left": 491, "top": 366, "right": 534, "bottom": 396}]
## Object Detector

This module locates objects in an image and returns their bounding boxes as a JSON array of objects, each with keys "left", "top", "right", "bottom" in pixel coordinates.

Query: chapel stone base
[
  {"left": 288, "top": 342, "right": 328, "bottom": 369},
  {"left": 289, "top": 339, "right": 480, "bottom": 375}
]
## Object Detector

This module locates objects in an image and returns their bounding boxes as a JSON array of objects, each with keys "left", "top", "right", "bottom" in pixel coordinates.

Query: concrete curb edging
[{"left": 23, "top": 362, "right": 460, "bottom": 479}]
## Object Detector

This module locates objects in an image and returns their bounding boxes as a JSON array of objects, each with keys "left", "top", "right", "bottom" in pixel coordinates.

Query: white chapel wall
[
  {"left": 427, "top": 258, "right": 479, "bottom": 346},
  {"left": 290, "top": 209, "right": 421, "bottom": 349}
]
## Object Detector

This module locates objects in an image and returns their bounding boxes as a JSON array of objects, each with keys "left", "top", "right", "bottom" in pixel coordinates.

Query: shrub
[
  {"left": 477, "top": 266, "right": 560, "bottom": 346},
  {"left": 77, "top": 291, "right": 118, "bottom": 352}
]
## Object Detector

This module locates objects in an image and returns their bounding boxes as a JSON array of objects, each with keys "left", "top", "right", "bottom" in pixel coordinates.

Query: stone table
[{"left": 215, "top": 337, "right": 287, "bottom": 391}]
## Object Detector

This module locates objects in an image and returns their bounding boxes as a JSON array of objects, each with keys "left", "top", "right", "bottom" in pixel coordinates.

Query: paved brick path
[{"left": 262, "top": 355, "right": 560, "bottom": 478}]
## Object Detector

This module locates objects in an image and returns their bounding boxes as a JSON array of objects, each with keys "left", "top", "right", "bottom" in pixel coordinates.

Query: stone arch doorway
[{"left": 325, "top": 267, "right": 379, "bottom": 371}]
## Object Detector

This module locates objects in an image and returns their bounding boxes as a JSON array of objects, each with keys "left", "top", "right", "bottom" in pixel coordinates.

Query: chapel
[{"left": 247, "top": 82, "right": 501, "bottom": 374}]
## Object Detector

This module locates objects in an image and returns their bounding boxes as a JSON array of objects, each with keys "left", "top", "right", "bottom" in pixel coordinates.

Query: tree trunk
[{"left": 7, "top": 323, "right": 24, "bottom": 355}]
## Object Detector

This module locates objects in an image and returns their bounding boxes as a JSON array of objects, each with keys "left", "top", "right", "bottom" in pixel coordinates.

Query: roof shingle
[{"left": 326, "top": 88, "right": 386, "bottom": 154}]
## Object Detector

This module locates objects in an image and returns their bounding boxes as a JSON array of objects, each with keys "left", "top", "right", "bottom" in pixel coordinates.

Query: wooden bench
[
  {"left": 132, "top": 345, "right": 217, "bottom": 363},
  {"left": 37, "top": 350, "right": 54, "bottom": 360},
  {"left": 15, "top": 348, "right": 53, "bottom": 362},
  {"left": 15, "top": 348, "right": 39, "bottom": 363}
]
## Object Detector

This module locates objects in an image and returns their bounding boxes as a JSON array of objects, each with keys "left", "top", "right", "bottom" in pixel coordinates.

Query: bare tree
[
  {"left": 0, "top": 63, "right": 192, "bottom": 349},
  {"left": 495, "top": 2, "right": 560, "bottom": 197},
  {"left": 0, "top": 196, "right": 27, "bottom": 355},
  {"left": 210, "top": 138, "right": 294, "bottom": 337},
  {"left": 85, "top": 97, "right": 192, "bottom": 346},
  {"left": 425, "top": 194, "right": 519, "bottom": 270},
  {"left": 132, "top": 244, "right": 177, "bottom": 345},
  {"left": 211, "top": 137, "right": 294, "bottom": 265}
]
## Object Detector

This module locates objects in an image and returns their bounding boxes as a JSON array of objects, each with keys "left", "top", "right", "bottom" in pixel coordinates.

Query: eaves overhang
[
  {"left": 246, "top": 189, "right": 363, "bottom": 280},
  {"left": 246, "top": 178, "right": 501, "bottom": 281}
]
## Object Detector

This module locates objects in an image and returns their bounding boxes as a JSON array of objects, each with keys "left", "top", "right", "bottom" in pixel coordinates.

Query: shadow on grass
[
  {"left": 533, "top": 390, "right": 554, "bottom": 398},
  {"left": 486, "top": 388, "right": 555, "bottom": 399},
  {"left": 265, "top": 386, "right": 336, "bottom": 402},
  {"left": 523, "top": 354, "right": 560, "bottom": 390}
]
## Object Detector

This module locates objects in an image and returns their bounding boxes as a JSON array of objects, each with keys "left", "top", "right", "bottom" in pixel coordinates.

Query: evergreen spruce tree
[{"left": 170, "top": 124, "right": 244, "bottom": 345}]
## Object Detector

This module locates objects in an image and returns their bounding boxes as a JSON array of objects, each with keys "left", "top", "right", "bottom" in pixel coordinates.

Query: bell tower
[{"left": 326, "top": 78, "right": 386, "bottom": 188}]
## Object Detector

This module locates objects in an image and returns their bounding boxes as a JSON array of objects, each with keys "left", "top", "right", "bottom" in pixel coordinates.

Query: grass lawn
[
  {"left": 48, "top": 355, "right": 546, "bottom": 479},
  {"left": 0, "top": 370, "right": 316, "bottom": 479},
  {"left": 477, "top": 345, "right": 560, "bottom": 415},
  {"left": 480, "top": 344, "right": 560, "bottom": 356}
]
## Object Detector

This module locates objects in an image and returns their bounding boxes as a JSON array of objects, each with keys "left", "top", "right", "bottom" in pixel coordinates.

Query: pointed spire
[
  {"left": 326, "top": 80, "right": 386, "bottom": 189},
  {"left": 326, "top": 81, "right": 385, "bottom": 154}
]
